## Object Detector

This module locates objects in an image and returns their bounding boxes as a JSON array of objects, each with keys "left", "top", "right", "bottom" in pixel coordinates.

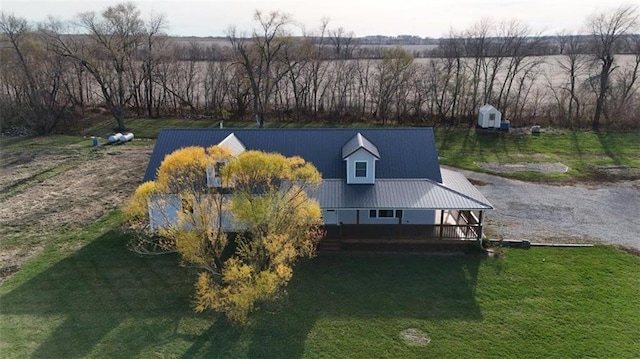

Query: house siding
[
  {"left": 401, "top": 210, "right": 436, "bottom": 225},
  {"left": 148, "top": 194, "right": 236, "bottom": 232},
  {"left": 321, "top": 209, "right": 435, "bottom": 225}
]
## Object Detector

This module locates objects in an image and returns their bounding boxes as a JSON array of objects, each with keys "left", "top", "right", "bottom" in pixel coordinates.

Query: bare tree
[
  {"left": 554, "top": 31, "right": 590, "bottom": 126},
  {"left": 142, "top": 13, "right": 168, "bottom": 117},
  {"left": 587, "top": 4, "right": 639, "bottom": 130},
  {"left": 0, "top": 13, "right": 72, "bottom": 134},
  {"left": 227, "top": 10, "right": 292, "bottom": 127},
  {"left": 463, "top": 19, "right": 491, "bottom": 120},
  {"left": 329, "top": 27, "right": 356, "bottom": 60},
  {"left": 42, "top": 2, "right": 144, "bottom": 131},
  {"left": 371, "top": 47, "right": 414, "bottom": 124},
  {"left": 610, "top": 35, "right": 640, "bottom": 121}
]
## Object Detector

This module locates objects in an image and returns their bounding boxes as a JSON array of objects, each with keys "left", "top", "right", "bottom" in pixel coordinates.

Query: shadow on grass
[
  {"left": 0, "top": 229, "right": 204, "bottom": 358},
  {"left": 595, "top": 131, "right": 622, "bottom": 165},
  {"left": 181, "top": 254, "right": 484, "bottom": 358},
  {"left": 2, "top": 230, "right": 484, "bottom": 359}
]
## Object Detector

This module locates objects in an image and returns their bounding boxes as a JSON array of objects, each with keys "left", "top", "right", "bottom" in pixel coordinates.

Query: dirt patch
[
  {"left": 0, "top": 143, "right": 152, "bottom": 282},
  {"left": 0, "top": 147, "right": 150, "bottom": 228},
  {"left": 593, "top": 165, "right": 640, "bottom": 180},
  {"left": 400, "top": 328, "right": 430, "bottom": 346},
  {"left": 477, "top": 162, "right": 569, "bottom": 173},
  {"left": 0, "top": 153, "right": 72, "bottom": 190}
]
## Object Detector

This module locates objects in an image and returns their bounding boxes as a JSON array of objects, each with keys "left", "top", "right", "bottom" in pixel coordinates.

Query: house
[
  {"left": 478, "top": 104, "right": 502, "bottom": 129},
  {"left": 143, "top": 128, "right": 493, "bottom": 251}
]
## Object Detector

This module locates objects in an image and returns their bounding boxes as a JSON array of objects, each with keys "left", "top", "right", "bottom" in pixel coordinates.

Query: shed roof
[
  {"left": 143, "top": 128, "right": 442, "bottom": 182},
  {"left": 479, "top": 104, "right": 499, "bottom": 113}
]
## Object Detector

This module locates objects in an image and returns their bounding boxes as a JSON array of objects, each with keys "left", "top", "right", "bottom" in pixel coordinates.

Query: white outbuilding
[{"left": 478, "top": 104, "right": 502, "bottom": 129}]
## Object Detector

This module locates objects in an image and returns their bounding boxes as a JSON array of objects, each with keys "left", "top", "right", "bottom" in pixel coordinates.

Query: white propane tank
[
  {"left": 119, "top": 133, "right": 134, "bottom": 143},
  {"left": 108, "top": 133, "right": 123, "bottom": 143}
]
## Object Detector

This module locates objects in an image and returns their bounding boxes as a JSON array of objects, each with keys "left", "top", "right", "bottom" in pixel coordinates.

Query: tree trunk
[{"left": 593, "top": 58, "right": 612, "bottom": 131}]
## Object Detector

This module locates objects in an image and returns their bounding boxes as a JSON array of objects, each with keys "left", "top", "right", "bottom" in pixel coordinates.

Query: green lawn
[
  {"left": 1, "top": 213, "right": 639, "bottom": 358},
  {"left": 435, "top": 128, "right": 640, "bottom": 182}
]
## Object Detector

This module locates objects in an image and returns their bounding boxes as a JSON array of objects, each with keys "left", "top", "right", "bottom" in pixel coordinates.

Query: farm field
[{"left": 0, "top": 128, "right": 639, "bottom": 358}]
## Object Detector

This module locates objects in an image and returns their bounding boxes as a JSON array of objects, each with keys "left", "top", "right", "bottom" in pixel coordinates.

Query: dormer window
[
  {"left": 355, "top": 161, "right": 367, "bottom": 177},
  {"left": 342, "top": 133, "right": 380, "bottom": 185}
]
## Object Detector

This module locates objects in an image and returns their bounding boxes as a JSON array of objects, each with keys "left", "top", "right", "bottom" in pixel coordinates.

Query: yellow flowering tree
[{"left": 124, "top": 147, "right": 323, "bottom": 324}]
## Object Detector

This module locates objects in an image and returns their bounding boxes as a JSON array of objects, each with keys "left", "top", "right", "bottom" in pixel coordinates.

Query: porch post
[
  {"left": 478, "top": 211, "right": 484, "bottom": 241},
  {"left": 439, "top": 210, "right": 445, "bottom": 240}
]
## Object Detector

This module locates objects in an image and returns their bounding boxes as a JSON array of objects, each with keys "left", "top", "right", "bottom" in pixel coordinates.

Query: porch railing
[{"left": 322, "top": 224, "right": 482, "bottom": 241}]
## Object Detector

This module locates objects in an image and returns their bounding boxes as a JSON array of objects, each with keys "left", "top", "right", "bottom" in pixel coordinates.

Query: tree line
[{"left": 1, "top": 2, "right": 639, "bottom": 134}]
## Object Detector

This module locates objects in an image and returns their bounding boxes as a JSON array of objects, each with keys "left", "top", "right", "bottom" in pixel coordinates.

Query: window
[
  {"left": 395, "top": 210, "right": 403, "bottom": 218},
  {"left": 379, "top": 209, "right": 394, "bottom": 218},
  {"left": 369, "top": 209, "right": 377, "bottom": 218},
  {"left": 355, "top": 161, "right": 367, "bottom": 177}
]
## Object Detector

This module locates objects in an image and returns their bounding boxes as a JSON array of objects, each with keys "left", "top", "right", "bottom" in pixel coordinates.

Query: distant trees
[
  {"left": 2, "top": 2, "right": 640, "bottom": 133},
  {"left": 124, "top": 147, "right": 323, "bottom": 324},
  {"left": 0, "top": 13, "right": 72, "bottom": 134}
]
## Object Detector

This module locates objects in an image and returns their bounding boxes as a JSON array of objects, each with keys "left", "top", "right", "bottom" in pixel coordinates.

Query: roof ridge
[{"left": 159, "top": 127, "right": 435, "bottom": 132}]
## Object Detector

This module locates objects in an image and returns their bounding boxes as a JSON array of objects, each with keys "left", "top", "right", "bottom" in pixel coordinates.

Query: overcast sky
[{"left": 1, "top": 0, "right": 621, "bottom": 38}]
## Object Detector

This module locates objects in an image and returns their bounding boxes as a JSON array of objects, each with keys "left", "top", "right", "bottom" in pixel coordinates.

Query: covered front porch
[
  {"left": 313, "top": 168, "right": 493, "bottom": 251},
  {"left": 319, "top": 209, "right": 485, "bottom": 251}
]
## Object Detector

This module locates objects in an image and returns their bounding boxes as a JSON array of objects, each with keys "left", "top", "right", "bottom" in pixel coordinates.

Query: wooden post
[
  {"left": 439, "top": 210, "right": 445, "bottom": 240},
  {"left": 478, "top": 211, "right": 484, "bottom": 241}
]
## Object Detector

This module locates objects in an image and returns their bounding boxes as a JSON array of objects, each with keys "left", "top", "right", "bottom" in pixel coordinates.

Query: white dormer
[
  {"left": 342, "top": 133, "right": 380, "bottom": 184},
  {"left": 218, "top": 133, "right": 246, "bottom": 157},
  {"left": 207, "top": 133, "right": 246, "bottom": 188}
]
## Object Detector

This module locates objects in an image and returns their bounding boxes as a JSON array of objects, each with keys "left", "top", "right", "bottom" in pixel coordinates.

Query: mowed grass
[
  {"left": 1, "top": 213, "right": 638, "bottom": 358},
  {"left": 435, "top": 128, "right": 640, "bottom": 182}
]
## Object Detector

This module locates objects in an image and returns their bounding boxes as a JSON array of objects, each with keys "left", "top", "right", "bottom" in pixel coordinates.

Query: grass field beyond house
[
  {"left": 1, "top": 214, "right": 638, "bottom": 358},
  {"left": 435, "top": 127, "right": 640, "bottom": 182}
]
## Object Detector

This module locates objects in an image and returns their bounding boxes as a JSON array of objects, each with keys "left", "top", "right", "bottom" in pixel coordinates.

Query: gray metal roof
[
  {"left": 441, "top": 168, "right": 493, "bottom": 208},
  {"left": 341, "top": 132, "right": 380, "bottom": 159},
  {"left": 143, "top": 128, "right": 442, "bottom": 182},
  {"left": 313, "top": 178, "right": 493, "bottom": 210}
]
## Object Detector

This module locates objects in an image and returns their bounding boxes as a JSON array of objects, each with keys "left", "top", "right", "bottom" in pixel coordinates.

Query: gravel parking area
[{"left": 453, "top": 168, "right": 640, "bottom": 251}]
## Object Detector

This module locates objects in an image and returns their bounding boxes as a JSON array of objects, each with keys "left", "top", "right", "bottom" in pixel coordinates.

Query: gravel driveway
[{"left": 452, "top": 168, "right": 640, "bottom": 251}]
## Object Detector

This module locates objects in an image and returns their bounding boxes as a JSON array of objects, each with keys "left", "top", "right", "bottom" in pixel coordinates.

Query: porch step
[{"left": 317, "top": 239, "right": 342, "bottom": 251}]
